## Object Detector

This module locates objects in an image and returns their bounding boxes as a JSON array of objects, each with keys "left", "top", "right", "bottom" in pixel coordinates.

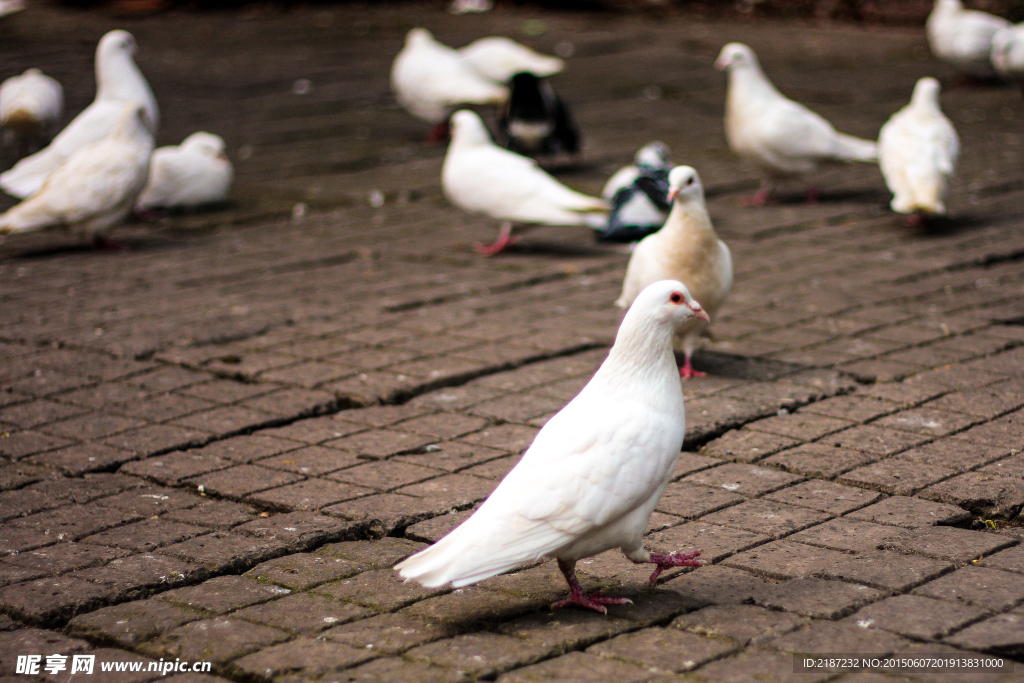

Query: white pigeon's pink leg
[
  {"left": 805, "top": 185, "right": 819, "bottom": 204},
  {"left": 427, "top": 121, "right": 450, "bottom": 144},
  {"left": 741, "top": 183, "right": 771, "bottom": 206},
  {"left": 678, "top": 353, "right": 706, "bottom": 380},
  {"left": 94, "top": 235, "right": 127, "bottom": 252},
  {"left": 551, "top": 559, "right": 632, "bottom": 615},
  {"left": 474, "top": 222, "right": 520, "bottom": 257},
  {"left": 624, "top": 545, "right": 704, "bottom": 585}
]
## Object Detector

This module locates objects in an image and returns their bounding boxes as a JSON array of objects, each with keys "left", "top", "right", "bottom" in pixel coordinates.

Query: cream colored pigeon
[
  {"left": 715, "top": 42, "right": 877, "bottom": 205},
  {"left": 878, "top": 78, "right": 959, "bottom": 223},
  {"left": 0, "top": 69, "right": 63, "bottom": 156},
  {"left": 396, "top": 280, "right": 708, "bottom": 613},
  {"left": 442, "top": 109, "right": 608, "bottom": 256},
  {"left": 927, "top": 0, "right": 1009, "bottom": 79},
  {"left": 136, "top": 132, "right": 232, "bottom": 211},
  {"left": 616, "top": 166, "right": 732, "bottom": 379},
  {"left": 0, "top": 102, "right": 153, "bottom": 247},
  {"left": 1, "top": 30, "right": 158, "bottom": 199}
]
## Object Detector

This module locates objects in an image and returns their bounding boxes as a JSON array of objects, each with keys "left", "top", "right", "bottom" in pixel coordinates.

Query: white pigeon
[
  {"left": 0, "top": 0, "right": 24, "bottom": 18},
  {"left": 390, "top": 28, "right": 508, "bottom": 142},
  {"left": 397, "top": 280, "right": 709, "bottom": 612},
  {"left": 616, "top": 167, "right": 732, "bottom": 380},
  {"left": 927, "top": 0, "right": 1010, "bottom": 79},
  {"left": 878, "top": 78, "right": 959, "bottom": 223},
  {"left": 0, "top": 102, "right": 153, "bottom": 247},
  {"left": 442, "top": 109, "right": 608, "bottom": 256},
  {"left": 991, "top": 24, "right": 1024, "bottom": 85},
  {"left": 135, "top": 132, "right": 232, "bottom": 211},
  {"left": 715, "top": 42, "right": 878, "bottom": 205},
  {"left": 458, "top": 37, "right": 564, "bottom": 83},
  {"left": 0, "top": 69, "right": 63, "bottom": 156},
  {"left": 599, "top": 142, "right": 673, "bottom": 243},
  {"left": 0, "top": 30, "right": 158, "bottom": 200}
]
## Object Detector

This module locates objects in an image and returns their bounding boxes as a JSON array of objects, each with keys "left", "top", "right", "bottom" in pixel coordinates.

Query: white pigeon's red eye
[{"left": 669, "top": 292, "right": 683, "bottom": 304}]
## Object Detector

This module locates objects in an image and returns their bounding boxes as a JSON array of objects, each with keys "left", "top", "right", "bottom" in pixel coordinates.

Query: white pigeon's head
[
  {"left": 910, "top": 77, "right": 942, "bottom": 109},
  {"left": 667, "top": 166, "right": 704, "bottom": 204},
  {"left": 182, "top": 132, "right": 227, "bottom": 159},
  {"left": 98, "top": 30, "right": 138, "bottom": 61},
  {"left": 635, "top": 141, "right": 670, "bottom": 169},
  {"left": 629, "top": 280, "right": 710, "bottom": 330},
  {"left": 714, "top": 43, "right": 757, "bottom": 72},
  {"left": 449, "top": 109, "right": 492, "bottom": 147},
  {"left": 406, "top": 28, "right": 436, "bottom": 49}
]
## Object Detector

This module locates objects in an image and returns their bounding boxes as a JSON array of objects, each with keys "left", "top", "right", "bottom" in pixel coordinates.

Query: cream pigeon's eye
[
  {"left": 685, "top": 176, "right": 694, "bottom": 186},
  {"left": 669, "top": 292, "right": 683, "bottom": 304}
]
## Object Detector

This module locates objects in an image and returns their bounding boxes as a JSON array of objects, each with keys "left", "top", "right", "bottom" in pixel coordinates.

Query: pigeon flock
[{"left": 0, "top": 1, "right": 1015, "bottom": 611}]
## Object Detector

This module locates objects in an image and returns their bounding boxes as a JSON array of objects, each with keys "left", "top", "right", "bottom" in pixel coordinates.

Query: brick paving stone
[
  {"left": 655, "top": 481, "right": 744, "bottom": 518},
  {"left": 233, "top": 591, "right": 372, "bottom": 634},
  {"left": 248, "top": 478, "right": 374, "bottom": 512},
  {"left": 0, "top": 430, "right": 74, "bottom": 460},
  {"left": 162, "top": 500, "right": 259, "bottom": 529},
  {"left": 789, "top": 518, "right": 908, "bottom": 553},
  {"left": 880, "top": 526, "right": 1014, "bottom": 563},
  {"left": 587, "top": 627, "right": 737, "bottom": 673},
  {"left": 918, "top": 472, "right": 1024, "bottom": 519},
  {"left": 10, "top": 503, "right": 143, "bottom": 541},
  {"left": 846, "top": 496, "right": 971, "bottom": 528},
  {"left": 315, "top": 567, "right": 441, "bottom": 611},
  {"left": 405, "top": 509, "right": 473, "bottom": 544},
  {"left": 141, "top": 617, "right": 289, "bottom": 663},
  {"left": 157, "top": 532, "right": 288, "bottom": 573},
  {"left": 896, "top": 439, "right": 1011, "bottom": 473},
  {"left": 394, "top": 412, "right": 488, "bottom": 440},
  {"left": 404, "top": 584, "right": 545, "bottom": 624},
  {"left": 70, "top": 553, "right": 207, "bottom": 599},
  {"left": 199, "top": 434, "right": 305, "bottom": 463},
  {"left": 260, "top": 418, "right": 364, "bottom": 446},
  {"left": 405, "top": 631, "right": 550, "bottom": 678},
  {"left": 829, "top": 425, "right": 932, "bottom": 457},
  {"left": 646, "top": 522, "right": 769, "bottom": 564},
  {"left": 325, "top": 429, "right": 434, "bottom": 461},
  {"left": 392, "top": 441, "right": 509, "bottom": 473},
  {"left": 42, "top": 413, "right": 149, "bottom": 441},
  {"left": 104, "top": 424, "right": 211, "bottom": 456},
  {"left": 496, "top": 650, "right": 652, "bottom": 683},
  {"left": 700, "top": 500, "right": 832, "bottom": 539},
  {"left": 0, "top": 400, "right": 87, "bottom": 429},
  {"left": 327, "top": 460, "right": 439, "bottom": 491},
  {"left": 234, "top": 511, "right": 361, "bottom": 551},
  {"left": 0, "top": 461, "right": 50, "bottom": 490},
  {"left": 763, "top": 442, "right": 875, "bottom": 478},
  {"left": 670, "top": 603, "right": 807, "bottom": 646},
  {"left": 928, "top": 382, "right": 1024, "bottom": 420},
  {"left": 323, "top": 612, "right": 459, "bottom": 654},
  {"left": 757, "top": 577, "right": 884, "bottom": 619},
  {"left": 767, "top": 620, "right": 911, "bottom": 656},
  {"left": 723, "top": 540, "right": 848, "bottom": 581},
  {"left": 457, "top": 424, "right": 538, "bottom": 453},
  {"left": 230, "top": 636, "right": 377, "bottom": 681},
  {"left": 746, "top": 413, "right": 855, "bottom": 441},
  {"left": 874, "top": 408, "right": 979, "bottom": 437},
  {"left": 838, "top": 459, "right": 956, "bottom": 496},
  {"left": 846, "top": 594, "right": 988, "bottom": 640},
  {"left": 955, "top": 412, "right": 1024, "bottom": 449},
  {"left": 337, "top": 657, "right": 466, "bottom": 683},
  {"left": 979, "top": 544, "right": 1024, "bottom": 575},
  {"left": 257, "top": 445, "right": 362, "bottom": 476},
  {"left": 980, "top": 451, "right": 1024, "bottom": 479},
  {"left": 461, "top": 454, "right": 520, "bottom": 480},
  {"left": 0, "top": 526, "right": 56, "bottom": 554},
  {"left": 4, "top": 542, "right": 129, "bottom": 575},
  {"left": 245, "top": 553, "right": 365, "bottom": 591},
  {"left": 81, "top": 519, "right": 210, "bottom": 553},
  {"left": 800, "top": 395, "right": 902, "bottom": 423},
  {"left": 396, "top": 472, "right": 495, "bottom": 505},
  {"left": 121, "top": 451, "right": 235, "bottom": 486},
  {"left": 322, "top": 492, "right": 453, "bottom": 536},
  {"left": 821, "top": 549, "right": 952, "bottom": 592},
  {"left": 698, "top": 428, "right": 803, "bottom": 464},
  {"left": 664, "top": 564, "right": 769, "bottom": 606},
  {"left": 185, "top": 464, "right": 303, "bottom": 499},
  {"left": 685, "top": 648, "right": 836, "bottom": 683},
  {"left": 670, "top": 453, "right": 722, "bottom": 480},
  {"left": 944, "top": 606, "right": 1024, "bottom": 655},
  {"left": 0, "top": 575, "right": 116, "bottom": 626},
  {"left": 159, "top": 575, "right": 291, "bottom": 615},
  {"left": 28, "top": 442, "right": 136, "bottom": 475},
  {"left": 117, "top": 393, "right": 215, "bottom": 423},
  {"left": 912, "top": 566, "right": 1024, "bottom": 611},
  {"left": 0, "top": 628, "right": 91, "bottom": 674},
  {"left": 0, "top": 564, "right": 45, "bottom": 587},
  {"left": 682, "top": 463, "right": 804, "bottom": 497},
  {"left": 764, "top": 480, "right": 882, "bottom": 515}
]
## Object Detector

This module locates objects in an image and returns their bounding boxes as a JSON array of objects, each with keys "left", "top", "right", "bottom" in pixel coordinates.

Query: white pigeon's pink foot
[
  {"left": 645, "top": 549, "right": 703, "bottom": 585},
  {"left": 741, "top": 185, "right": 771, "bottom": 206},
  {"left": 427, "top": 121, "right": 450, "bottom": 144},
  {"left": 805, "top": 186, "right": 819, "bottom": 204},
  {"left": 552, "top": 559, "right": 632, "bottom": 615},
  {"left": 678, "top": 357, "right": 705, "bottom": 380},
  {"left": 474, "top": 222, "right": 519, "bottom": 257},
  {"left": 903, "top": 210, "right": 927, "bottom": 227},
  {"left": 94, "top": 235, "right": 127, "bottom": 252}
]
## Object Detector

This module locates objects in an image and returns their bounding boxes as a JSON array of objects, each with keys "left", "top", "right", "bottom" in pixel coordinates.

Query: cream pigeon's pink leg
[
  {"left": 474, "top": 222, "right": 520, "bottom": 257},
  {"left": 679, "top": 353, "right": 706, "bottom": 379},
  {"left": 551, "top": 559, "right": 632, "bottom": 615}
]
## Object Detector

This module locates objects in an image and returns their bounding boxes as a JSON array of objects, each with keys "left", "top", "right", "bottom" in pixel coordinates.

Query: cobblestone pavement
[{"left": 1, "top": 3, "right": 1023, "bottom": 682}]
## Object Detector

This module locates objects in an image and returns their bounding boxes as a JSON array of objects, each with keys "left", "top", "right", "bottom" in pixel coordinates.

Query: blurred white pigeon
[
  {"left": 442, "top": 109, "right": 608, "bottom": 256},
  {"left": 135, "top": 132, "right": 232, "bottom": 212},
  {"left": 0, "top": 69, "right": 63, "bottom": 157},
  {"left": 715, "top": 42, "right": 878, "bottom": 205},
  {"left": 397, "top": 280, "right": 708, "bottom": 612},
  {"left": 0, "top": 0, "right": 24, "bottom": 19},
  {"left": 458, "top": 37, "right": 564, "bottom": 83},
  {"left": 599, "top": 142, "right": 673, "bottom": 243},
  {"left": 391, "top": 28, "right": 508, "bottom": 143},
  {"left": 616, "top": 167, "right": 732, "bottom": 379},
  {"left": 991, "top": 24, "right": 1024, "bottom": 85},
  {"left": 878, "top": 78, "right": 959, "bottom": 224},
  {"left": 0, "top": 30, "right": 158, "bottom": 199},
  {"left": 0, "top": 102, "right": 153, "bottom": 248},
  {"left": 927, "top": 0, "right": 1009, "bottom": 79}
]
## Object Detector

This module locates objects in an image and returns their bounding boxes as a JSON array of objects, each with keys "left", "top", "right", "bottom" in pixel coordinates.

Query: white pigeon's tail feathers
[
  {"left": 0, "top": 195, "right": 54, "bottom": 234},
  {"left": 833, "top": 132, "right": 878, "bottom": 163},
  {"left": 0, "top": 148, "right": 59, "bottom": 198}
]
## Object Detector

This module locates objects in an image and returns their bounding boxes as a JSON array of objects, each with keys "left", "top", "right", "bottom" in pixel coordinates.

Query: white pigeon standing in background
[
  {"left": 0, "top": 102, "right": 153, "bottom": 248},
  {"left": 0, "top": 0, "right": 24, "bottom": 19},
  {"left": 617, "top": 167, "right": 732, "bottom": 379},
  {"left": 390, "top": 28, "right": 508, "bottom": 143},
  {"left": 135, "top": 132, "right": 233, "bottom": 212},
  {"left": 715, "top": 42, "right": 878, "bottom": 206},
  {"left": 397, "top": 280, "right": 708, "bottom": 612},
  {"left": 927, "top": 0, "right": 1010, "bottom": 79},
  {"left": 991, "top": 24, "right": 1024, "bottom": 86},
  {"left": 0, "top": 69, "right": 63, "bottom": 157},
  {"left": 442, "top": 109, "right": 608, "bottom": 256},
  {"left": 878, "top": 78, "right": 959, "bottom": 224},
  {"left": 0, "top": 30, "right": 158, "bottom": 199},
  {"left": 458, "top": 36, "right": 564, "bottom": 83}
]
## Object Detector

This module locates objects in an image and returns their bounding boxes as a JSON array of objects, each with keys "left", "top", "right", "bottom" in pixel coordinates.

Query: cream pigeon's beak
[{"left": 667, "top": 188, "right": 678, "bottom": 202}]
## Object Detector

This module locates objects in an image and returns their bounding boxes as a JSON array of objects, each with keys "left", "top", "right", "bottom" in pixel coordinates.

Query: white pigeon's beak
[
  {"left": 714, "top": 55, "right": 728, "bottom": 71},
  {"left": 690, "top": 304, "right": 710, "bottom": 323}
]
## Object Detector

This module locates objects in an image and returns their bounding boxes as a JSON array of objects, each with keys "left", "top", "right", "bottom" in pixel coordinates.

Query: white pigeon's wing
[
  {"left": 459, "top": 37, "right": 564, "bottom": 82},
  {"left": 39, "top": 142, "right": 145, "bottom": 223},
  {"left": 756, "top": 98, "right": 840, "bottom": 164},
  {"left": 393, "top": 40, "right": 506, "bottom": 122},
  {"left": 136, "top": 148, "right": 227, "bottom": 209},
  {"left": 615, "top": 233, "right": 669, "bottom": 309}
]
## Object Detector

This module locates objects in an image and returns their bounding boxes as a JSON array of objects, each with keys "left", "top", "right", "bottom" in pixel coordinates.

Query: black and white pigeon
[
  {"left": 598, "top": 142, "right": 673, "bottom": 243},
  {"left": 499, "top": 72, "right": 579, "bottom": 158}
]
